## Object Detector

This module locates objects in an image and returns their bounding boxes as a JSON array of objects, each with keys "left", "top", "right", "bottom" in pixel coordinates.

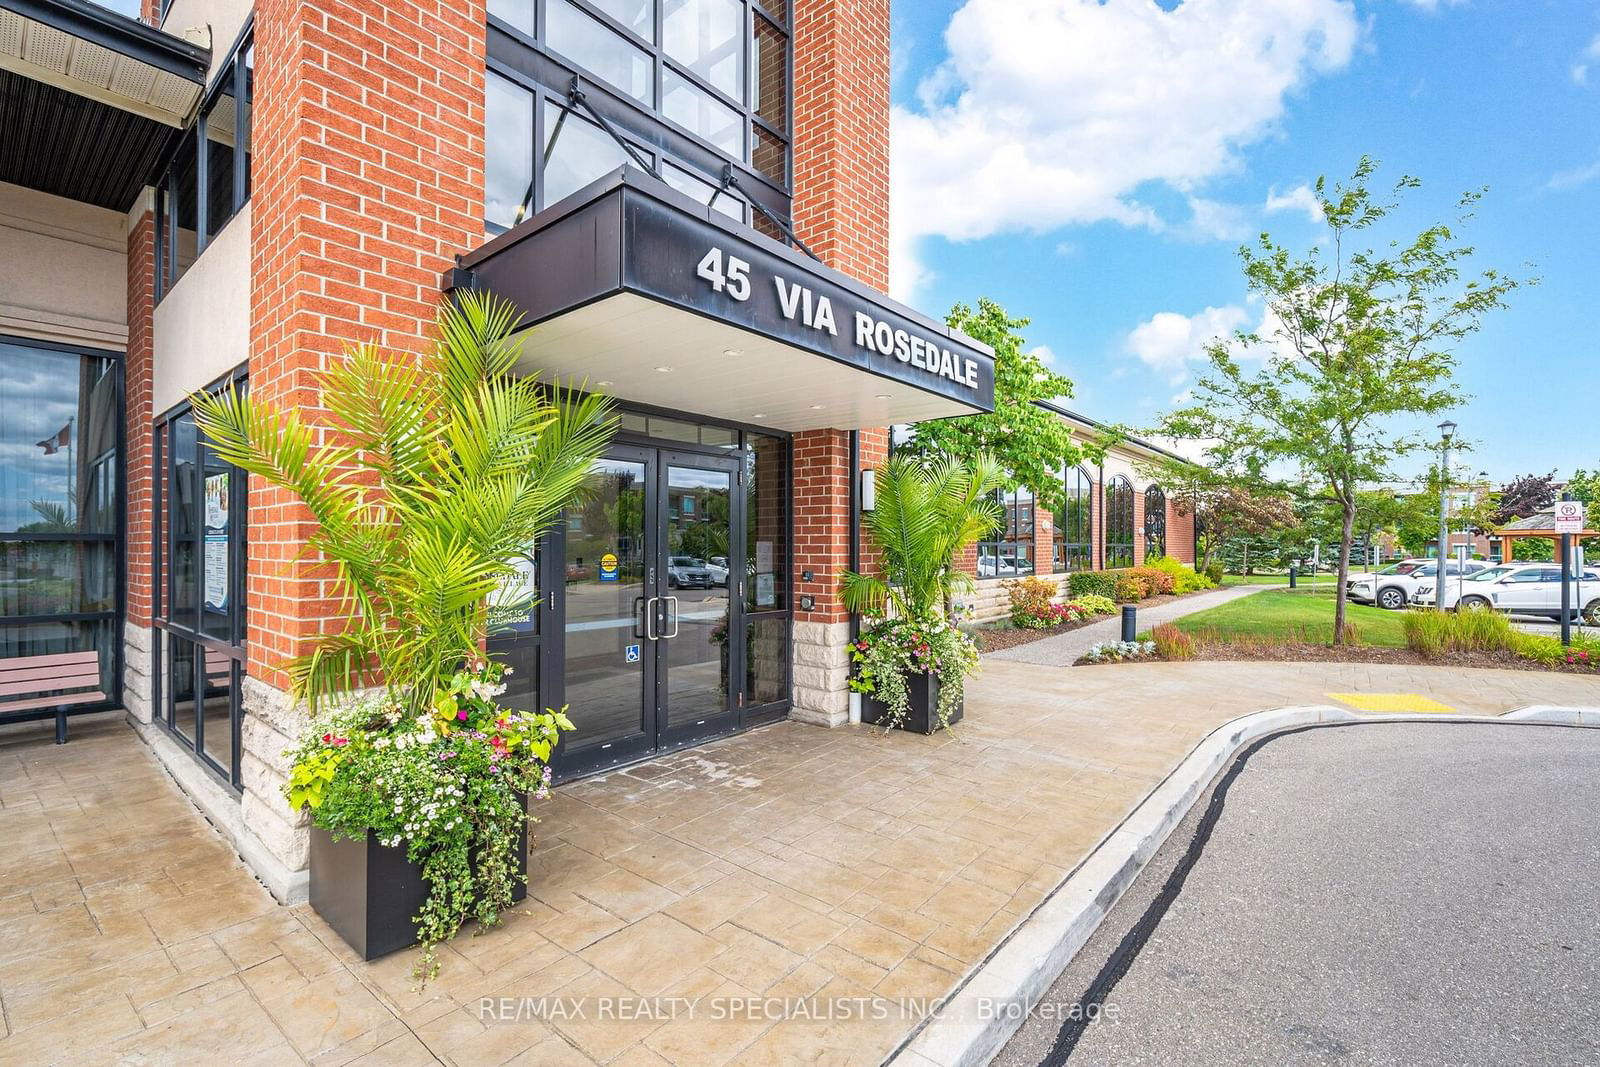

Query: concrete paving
[
  {"left": 995, "top": 721, "right": 1600, "bottom": 1067},
  {"left": 1, "top": 661, "right": 1596, "bottom": 1064},
  {"left": 988, "top": 584, "right": 1268, "bottom": 666}
]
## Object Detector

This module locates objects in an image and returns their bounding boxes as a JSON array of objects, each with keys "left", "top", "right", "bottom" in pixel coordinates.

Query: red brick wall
[
  {"left": 1168, "top": 498, "right": 1196, "bottom": 565},
  {"left": 790, "top": 0, "right": 889, "bottom": 626},
  {"left": 246, "top": 0, "right": 486, "bottom": 686},
  {"left": 125, "top": 207, "right": 156, "bottom": 627}
]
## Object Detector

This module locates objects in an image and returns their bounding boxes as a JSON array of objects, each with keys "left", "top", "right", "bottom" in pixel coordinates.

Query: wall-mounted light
[
  {"left": 799, "top": 594, "right": 815, "bottom": 611},
  {"left": 860, "top": 468, "right": 877, "bottom": 511}
]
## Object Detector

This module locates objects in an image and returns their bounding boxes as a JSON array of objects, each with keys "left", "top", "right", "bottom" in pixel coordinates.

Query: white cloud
[
  {"left": 1029, "top": 344, "right": 1059, "bottom": 366},
  {"left": 1184, "top": 197, "right": 1253, "bottom": 242},
  {"left": 1572, "top": 34, "right": 1600, "bottom": 86},
  {"left": 1546, "top": 155, "right": 1600, "bottom": 192},
  {"left": 889, "top": 0, "right": 1361, "bottom": 300},
  {"left": 1125, "top": 305, "right": 1251, "bottom": 385},
  {"left": 1398, "top": 0, "right": 1465, "bottom": 11},
  {"left": 1264, "top": 182, "right": 1325, "bottom": 222}
]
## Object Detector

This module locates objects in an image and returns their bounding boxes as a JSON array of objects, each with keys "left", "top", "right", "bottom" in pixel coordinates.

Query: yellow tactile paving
[{"left": 1327, "top": 692, "right": 1457, "bottom": 714}]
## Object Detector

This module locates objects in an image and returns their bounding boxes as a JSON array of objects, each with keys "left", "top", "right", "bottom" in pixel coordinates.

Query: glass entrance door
[{"left": 556, "top": 447, "right": 743, "bottom": 775}]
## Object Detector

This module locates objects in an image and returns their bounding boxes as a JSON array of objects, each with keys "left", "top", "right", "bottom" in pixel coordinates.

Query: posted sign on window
[{"left": 1554, "top": 500, "right": 1586, "bottom": 534}]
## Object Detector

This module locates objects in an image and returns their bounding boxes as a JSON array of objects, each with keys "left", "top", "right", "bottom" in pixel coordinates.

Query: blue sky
[{"left": 889, "top": 0, "right": 1600, "bottom": 484}]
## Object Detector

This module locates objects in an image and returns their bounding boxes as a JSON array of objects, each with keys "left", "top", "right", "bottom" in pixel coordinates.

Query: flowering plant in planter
[
  {"left": 192, "top": 293, "right": 615, "bottom": 980},
  {"left": 847, "top": 616, "right": 978, "bottom": 731},
  {"left": 839, "top": 456, "right": 1004, "bottom": 733}
]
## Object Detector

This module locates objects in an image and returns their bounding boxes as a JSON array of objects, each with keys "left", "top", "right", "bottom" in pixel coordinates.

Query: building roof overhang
[
  {"left": 453, "top": 167, "right": 996, "bottom": 433},
  {"left": 0, "top": 0, "right": 209, "bottom": 210}
]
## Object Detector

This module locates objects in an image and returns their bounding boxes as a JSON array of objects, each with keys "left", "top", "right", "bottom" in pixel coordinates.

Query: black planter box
[
  {"left": 309, "top": 809, "right": 529, "bottom": 961},
  {"left": 861, "top": 670, "right": 964, "bottom": 735}
]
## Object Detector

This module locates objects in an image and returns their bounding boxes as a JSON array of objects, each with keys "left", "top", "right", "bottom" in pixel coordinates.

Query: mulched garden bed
[
  {"left": 1190, "top": 642, "right": 1599, "bottom": 675},
  {"left": 969, "top": 590, "right": 1207, "bottom": 654}
]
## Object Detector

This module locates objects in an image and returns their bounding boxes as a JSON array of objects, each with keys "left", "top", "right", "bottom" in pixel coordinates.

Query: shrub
[
  {"left": 1073, "top": 594, "right": 1117, "bottom": 616},
  {"left": 1129, "top": 566, "right": 1175, "bottom": 596},
  {"left": 1081, "top": 639, "right": 1158, "bottom": 663},
  {"left": 1205, "top": 561, "right": 1225, "bottom": 586},
  {"left": 1113, "top": 572, "right": 1147, "bottom": 602},
  {"left": 1003, "top": 576, "right": 1060, "bottom": 629},
  {"left": 1146, "top": 555, "right": 1216, "bottom": 595},
  {"left": 1068, "top": 570, "right": 1119, "bottom": 600},
  {"left": 1404, "top": 607, "right": 1519, "bottom": 656},
  {"left": 1048, "top": 601, "right": 1092, "bottom": 625},
  {"left": 1151, "top": 622, "right": 1197, "bottom": 660},
  {"left": 1512, "top": 632, "right": 1600, "bottom": 671}
]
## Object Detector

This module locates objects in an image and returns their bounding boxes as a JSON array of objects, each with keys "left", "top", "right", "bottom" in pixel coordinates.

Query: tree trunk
[
  {"left": 1333, "top": 502, "right": 1356, "bottom": 646},
  {"left": 1243, "top": 542, "right": 1250, "bottom": 575}
]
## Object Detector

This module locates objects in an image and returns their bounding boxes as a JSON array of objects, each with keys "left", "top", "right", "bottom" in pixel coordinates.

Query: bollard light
[{"left": 1121, "top": 605, "right": 1137, "bottom": 643}]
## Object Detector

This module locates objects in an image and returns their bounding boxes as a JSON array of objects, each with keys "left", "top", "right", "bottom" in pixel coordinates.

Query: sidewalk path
[{"left": 988, "top": 583, "right": 1268, "bottom": 666}]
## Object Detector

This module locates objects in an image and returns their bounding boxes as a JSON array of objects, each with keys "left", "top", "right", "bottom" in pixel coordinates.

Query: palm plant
[
  {"left": 839, "top": 454, "right": 1006, "bottom": 620},
  {"left": 191, "top": 291, "right": 615, "bottom": 715}
]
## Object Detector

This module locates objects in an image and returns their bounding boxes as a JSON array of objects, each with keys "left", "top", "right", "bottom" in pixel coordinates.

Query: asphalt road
[{"left": 995, "top": 722, "right": 1600, "bottom": 1067}]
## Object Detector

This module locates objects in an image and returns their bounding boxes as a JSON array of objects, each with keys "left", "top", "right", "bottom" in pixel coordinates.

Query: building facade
[{"left": 2, "top": 0, "right": 1187, "bottom": 901}]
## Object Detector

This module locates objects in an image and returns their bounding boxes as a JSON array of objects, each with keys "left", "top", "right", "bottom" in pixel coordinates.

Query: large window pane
[
  {"left": 0, "top": 344, "right": 117, "bottom": 534},
  {"left": 486, "top": 73, "right": 535, "bottom": 230},
  {"left": 0, "top": 617, "right": 115, "bottom": 698},
  {"left": 752, "top": 15, "right": 786, "bottom": 131},
  {"left": 241, "top": 44, "right": 254, "bottom": 202},
  {"left": 548, "top": 0, "right": 653, "bottom": 105},
  {"left": 745, "top": 432, "right": 786, "bottom": 611},
  {"left": 203, "top": 76, "right": 238, "bottom": 239},
  {"left": 202, "top": 658, "right": 236, "bottom": 773},
  {"left": 592, "top": 0, "right": 653, "bottom": 37},
  {"left": 663, "top": 161, "right": 744, "bottom": 221},
  {"left": 0, "top": 542, "right": 116, "bottom": 616},
  {"left": 488, "top": 0, "right": 534, "bottom": 34},
  {"left": 745, "top": 614, "right": 787, "bottom": 706},
  {"left": 664, "top": 0, "right": 743, "bottom": 100},
  {"left": 169, "top": 414, "right": 200, "bottom": 630},
  {"left": 663, "top": 68, "right": 743, "bottom": 156},
  {"left": 199, "top": 435, "right": 236, "bottom": 641},
  {"left": 752, "top": 125, "right": 785, "bottom": 186},
  {"left": 543, "top": 102, "right": 637, "bottom": 204},
  {"left": 169, "top": 634, "right": 198, "bottom": 743},
  {"left": 168, "top": 128, "right": 199, "bottom": 287}
]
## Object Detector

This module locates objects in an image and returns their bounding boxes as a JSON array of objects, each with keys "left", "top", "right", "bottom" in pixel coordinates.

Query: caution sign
[{"left": 599, "top": 552, "right": 620, "bottom": 582}]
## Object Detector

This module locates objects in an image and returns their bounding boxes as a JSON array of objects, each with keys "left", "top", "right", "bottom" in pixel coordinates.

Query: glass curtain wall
[
  {"left": 153, "top": 371, "right": 249, "bottom": 788},
  {"left": 979, "top": 486, "right": 1034, "bottom": 578},
  {"left": 0, "top": 339, "right": 122, "bottom": 709},
  {"left": 1054, "top": 466, "right": 1093, "bottom": 572},
  {"left": 1105, "top": 476, "right": 1135, "bottom": 569},
  {"left": 485, "top": 0, "right": 790, "bottom": 235}
]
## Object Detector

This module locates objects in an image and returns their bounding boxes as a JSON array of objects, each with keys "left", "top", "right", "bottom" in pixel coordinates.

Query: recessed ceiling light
[
  {"left": 751, "top": 414, "right": 767, "bottom": 419},
  {"left": 809, "top": 404, "right": 825, "bottom": 410},
  {"left": 722, "top": 348, "right": 744, "bottom": 357},
  {"left": 655, "top": 366, "right": 674, "bottom": 373},
  {"left": 596, "top": 380, "right": 614, "bottom": 387},
  {"left": 875, "top": 394, "right": 892, "bottom": 400}
]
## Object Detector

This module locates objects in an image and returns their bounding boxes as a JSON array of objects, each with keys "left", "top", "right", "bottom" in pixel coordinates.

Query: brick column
[
  {"left": 123, "top": 197, "right": 156, "bottom": 723},
  {"left": 788, "top": 0, "right": 890, "bottom": 727},
  {"left": 241, "top": 0, "right": 487, "bottom": 895}
]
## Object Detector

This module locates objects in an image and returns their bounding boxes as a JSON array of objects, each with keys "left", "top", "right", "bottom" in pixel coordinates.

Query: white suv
[
  {"left": 1348, "top": 559, "right": 1486, "bottom": 610},
  {"left": 1415, "top": 563, "right": 1600, "bottom": 623}
]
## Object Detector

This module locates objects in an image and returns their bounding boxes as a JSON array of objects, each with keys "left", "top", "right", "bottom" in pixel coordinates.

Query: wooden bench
[{"left": 0, "top": 651, "right": 106, "bottom": 744}]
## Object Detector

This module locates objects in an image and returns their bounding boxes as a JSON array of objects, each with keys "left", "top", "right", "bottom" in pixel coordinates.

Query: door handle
[
  {"left": 663, "top": 596, "right": 680, "bottom": 639},
  {"left": 633, "top": 596, "right": 646, "bottom": 639},
  {"left": 643, "top": 596, "right": 659, "bottom": 641}
]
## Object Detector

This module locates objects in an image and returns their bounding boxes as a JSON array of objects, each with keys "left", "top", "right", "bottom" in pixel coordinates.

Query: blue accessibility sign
[{"left": 625, "top": 644, "right": 640, "bottom": 663}]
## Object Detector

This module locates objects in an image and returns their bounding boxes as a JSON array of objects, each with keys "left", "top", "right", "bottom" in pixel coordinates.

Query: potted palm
[
  {"left": 839, "top": 456, "right": 1004, "bottom": 734},
  {"left": 191, "top": 293, "right": 614, "bottom": 980}
]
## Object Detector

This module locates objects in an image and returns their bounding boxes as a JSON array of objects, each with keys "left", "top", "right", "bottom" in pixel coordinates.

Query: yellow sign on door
[{"left": 599, "top": 552, "right": 619, "bottom": 582}]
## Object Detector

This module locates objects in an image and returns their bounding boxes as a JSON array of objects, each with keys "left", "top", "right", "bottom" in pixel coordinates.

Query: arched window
[
  {"left": 1144, "top": 484, "right": 1167, "bottom": 561},
  {"left": 1053, "top": 466, "right": 1093, "bottom": 571},
  {"left": 1105, "top": 476, "right": 1135, "bottom": 569},
  {"left": 979, "top": 483, "right": 1035, "bottom": 578}
]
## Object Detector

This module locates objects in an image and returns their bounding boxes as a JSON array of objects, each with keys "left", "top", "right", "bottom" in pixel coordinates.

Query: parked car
[
  {"left": 667, "top": 556, "right": 712, "bottom": 588},
  {"left": 705, "top": 555, "right": 729, "bottom": 587},
  {"left": 1414, "top": 563, "right": 1600, "bottom": 623},
  {"left": 1348, "top": 559, "right": 1488, "bottom": 610},
  {"left": 977, "top": 554, "right": 1029, "bottom": 578}
]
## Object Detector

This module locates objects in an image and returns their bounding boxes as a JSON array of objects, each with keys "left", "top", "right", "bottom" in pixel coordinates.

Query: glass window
[
  {"left": 543, "top": 102, "right": 644, "bottom": 205},
  {"left": 167, "top": 128, "right": 200, "bottom": 289},
  {"left": 488, "top": 0, "right": 534, "bottom": 34},
  {"left": 548, "top": 0, "right": 654, "bottom": 105},
  {"left": 752, "top": 14, "right": 786, "bottom": 131},
  {"left": 663, "top": 161, "right": 745, "bottom": 221},
  {"left": 1105, "top": 476, "right": 1135, "bottom": 569},
  {"left": 752, "top": 125, "right": 785, "bottom": 186},
  {"left": 203, "top": 81, "right": 237, "bottom": 240},
  {"left": 979, "top": 485, "right": 1034, "bottom": 578},
  {"left": 593, "top": 0, "right": 654, "bottom": 36},
  {"left": 746, "top": 432, "right": 787, "bottom": 611},
  {"left": 0, "top": 346, "right": 117, "bottom": 534},
  {"left": 664, "top": 0, "right": 743, "bottom": 99},
  {"left": 745, "top": 614, "right": 787, "bottom": 705},
  {"left": 0, "top": 542, "right": 116, "bottom": 616},
  {"left": 1054, "top": 466, "right": 1093, "bottom": 572},
  {"left": 663, "top": 68, "right": 744, "bottom": 156},
  {"left": 486, "top": 73, "right": 535, "bottom": 230},
  {"left": 1144, "top": 485, "right": 1167, "bottom": 560}
]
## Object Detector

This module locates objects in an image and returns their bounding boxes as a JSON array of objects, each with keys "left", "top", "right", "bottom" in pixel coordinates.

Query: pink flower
[
  {"left": 322, "top": 733, "right": 332, "bottom": 743},
  {"left": 457, "top": 709, "right": 469, "bottom": 721}
]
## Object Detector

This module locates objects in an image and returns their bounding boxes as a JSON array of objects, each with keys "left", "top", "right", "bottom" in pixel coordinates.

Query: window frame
[
  {"left": 979, "top": 483, "right": 1035, "bottom": 578},
  {"left": 1105, "top": 475, "right": 1135, "bottom": 570},
  {"left": 486, "top": 0, "right": 791, "bottom": 232},
  {"left": 1054, "top": 465, "right": 1093, "bottom": 573},
  {"left": 152, "top": 365, "right": 250, "bottom": 790},
  {"left": 1144, "top": 484, "right": 1167, "bottom": 561}
]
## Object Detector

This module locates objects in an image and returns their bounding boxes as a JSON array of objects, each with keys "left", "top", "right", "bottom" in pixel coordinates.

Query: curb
[{"left": 887, "top": 704, "right": 1600, "bottom": 1067}]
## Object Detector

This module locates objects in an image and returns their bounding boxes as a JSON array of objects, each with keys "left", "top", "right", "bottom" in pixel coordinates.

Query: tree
[
  {"left": 1490, "top": 471, "right": 1557, "bottom": 526},
  {"left": 1159, "top": 158, "right": 1523, "bottom": 643},
  {"left": 901, "top": 299, "right": 1096, "bottom": 515},
  {"left": 192, "top": 292, "right": 616, "bottom": 714}
]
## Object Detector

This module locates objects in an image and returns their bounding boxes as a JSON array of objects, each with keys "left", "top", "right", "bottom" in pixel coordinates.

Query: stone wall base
[
  {"left": 121, "top": 622, "right": 154, "bottom": 725},
  {"left": 957, "top": 573, "right": 1076, "bottom": 625},
  {"left": 790, "top": 619, "right": 853, "bottom": 727}
]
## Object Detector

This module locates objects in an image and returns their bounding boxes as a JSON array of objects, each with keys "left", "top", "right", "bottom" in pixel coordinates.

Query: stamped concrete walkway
[
  {"left": 2, "top": 660, "right": 1597, "bottom": 1066},
  {"left": 988, "top": 583, "right": 1267, "bottom": 666}
]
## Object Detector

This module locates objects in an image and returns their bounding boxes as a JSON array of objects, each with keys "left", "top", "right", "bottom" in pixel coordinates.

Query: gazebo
[{"left": 1495, "top": 511, "right": 1599, "bottom": 564}]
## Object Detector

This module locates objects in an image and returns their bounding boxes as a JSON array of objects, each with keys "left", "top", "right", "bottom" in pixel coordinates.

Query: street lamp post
[{"left": 1437, "top": 421, "right": 1456, "bottom": 573}]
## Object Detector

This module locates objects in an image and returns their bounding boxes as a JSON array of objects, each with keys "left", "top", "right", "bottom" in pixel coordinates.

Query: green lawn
[
  {"left": 1161, "top": 587, "right": 1409, "bottom": 647},
  {"left": 1221, "top": 572, "right": 1340, "bottom": 587}
]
